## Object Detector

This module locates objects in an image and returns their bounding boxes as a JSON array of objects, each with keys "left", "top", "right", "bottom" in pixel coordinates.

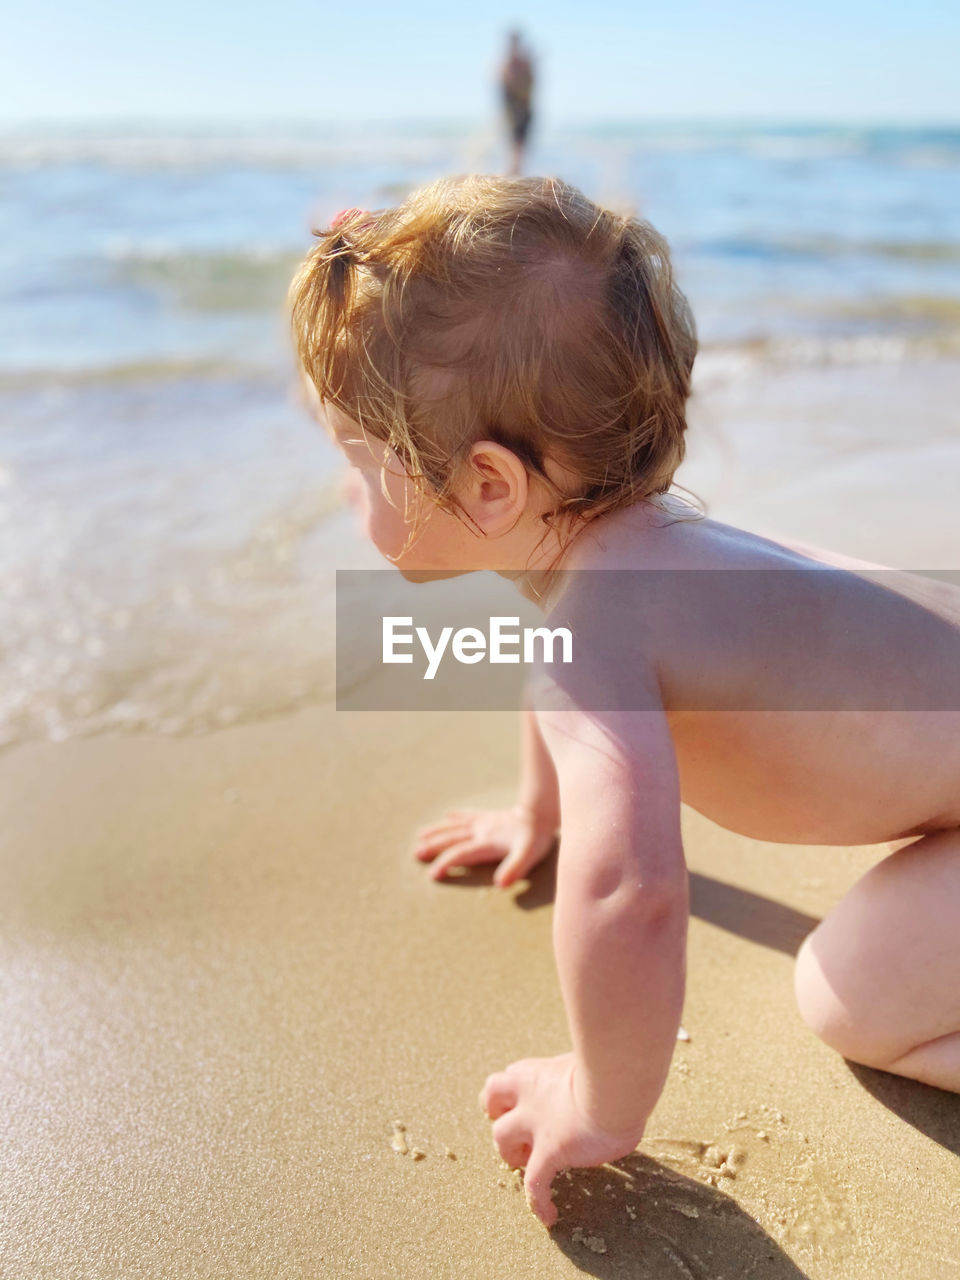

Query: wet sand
[
  {"left": 3, "top": 358, "right": 960, "bottom": 1277},
  {"left": 3, "top": 708, "right": 959, "bottom": 1278}
]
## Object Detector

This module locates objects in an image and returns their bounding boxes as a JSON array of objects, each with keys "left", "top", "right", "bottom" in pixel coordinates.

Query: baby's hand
[
  {"left": 480, "top": 1053, "right": 645, "bottom": 1227},
  {"left": 412, "top": 806, "right": 557, "bottom": 887}
]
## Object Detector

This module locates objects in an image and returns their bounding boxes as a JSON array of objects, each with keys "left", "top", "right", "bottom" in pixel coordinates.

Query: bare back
[{"left": 549, "top": 504, "right": 960, "bottom": 845}]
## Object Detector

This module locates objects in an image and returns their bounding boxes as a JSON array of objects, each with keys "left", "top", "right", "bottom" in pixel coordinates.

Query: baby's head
[{"left": 289, "top": 174, "right": 697, "bottom": 576}]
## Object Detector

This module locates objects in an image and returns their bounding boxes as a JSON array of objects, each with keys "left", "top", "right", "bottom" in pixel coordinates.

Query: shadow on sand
[
  {"left": 846, "top": 1061, "right": 960, "bottom": 1159},
  {"left": 507, "top": 856, "right": 820, "bottom": 957},
  {"left": 550, "top": 1153, "right": 810, "bottom": 1279},
  {"left": 687, "top": 871, "right": 819, "bottom": 956}
]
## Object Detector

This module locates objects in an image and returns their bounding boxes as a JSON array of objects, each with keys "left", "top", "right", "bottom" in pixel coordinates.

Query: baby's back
[{"left": 554, "top": 507, "right": 960, "bottom": 845}]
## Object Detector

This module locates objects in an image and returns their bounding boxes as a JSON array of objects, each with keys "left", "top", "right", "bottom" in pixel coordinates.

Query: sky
[{"left": 3, "top": 0, "right": 958, "bottom": 127}]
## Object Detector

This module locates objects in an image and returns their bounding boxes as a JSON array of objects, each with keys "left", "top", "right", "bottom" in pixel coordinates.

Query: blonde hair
[{"left": 289, "top": 174, "right": 699, "bottom": 555}]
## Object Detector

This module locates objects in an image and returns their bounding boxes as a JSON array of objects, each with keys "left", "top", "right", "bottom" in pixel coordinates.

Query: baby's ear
[
  {"left": 462, "top": 441, "right": 530, "bottom": 534},
  {"left": 471, "top": 446, "right": 516, "bottom": 498}
]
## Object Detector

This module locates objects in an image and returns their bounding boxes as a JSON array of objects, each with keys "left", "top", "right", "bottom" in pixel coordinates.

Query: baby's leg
[{"left": 794, "top": 829, "right": 960, "bottom": 1091}]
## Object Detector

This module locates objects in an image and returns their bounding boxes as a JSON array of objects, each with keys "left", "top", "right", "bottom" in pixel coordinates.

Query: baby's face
[{"left": 321, "top": 403, "right": 482, "bottom": 576}]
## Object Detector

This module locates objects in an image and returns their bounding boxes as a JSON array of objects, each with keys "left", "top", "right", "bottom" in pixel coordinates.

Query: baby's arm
[
  {"left": 412, "top": 692, "right": 560, "bottom": 885},
  {"left": 482, "top": 695, "right": 688, "bottom": 1225},
  {"left": 549, "top": 702, "right": 687, "bottom": 1133},
  {"left": 517, "top": 697, "right": 561, "bottom": 834}
]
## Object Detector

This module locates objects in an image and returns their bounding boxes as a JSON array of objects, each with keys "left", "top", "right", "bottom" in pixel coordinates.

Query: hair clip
[{"left": 331, "top": 207, "right": 370, "bottom": 229}]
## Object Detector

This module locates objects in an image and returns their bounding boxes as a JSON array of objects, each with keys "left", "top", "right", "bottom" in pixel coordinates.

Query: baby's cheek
[
  {"left": 338, "top": 468, "right": 368, "bottom": 518},
  {"left": 339, "top": 468, "right": 402, "bottom": 559},
  {"left": 365, "top": 487, "right": 411, "bottom": 560}
]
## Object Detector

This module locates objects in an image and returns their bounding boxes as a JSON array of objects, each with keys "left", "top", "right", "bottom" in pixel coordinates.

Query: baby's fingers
[
  {"left": 414, "top": 809, "right": 477, "bottom": 842},
  {"left": 428, "top": 840, "right": 493, "bottom": 880},
  {"left": 412, "top": 823, "right": 472, "bottom": 861},
  {"left": 494, "top": 832, "right": 554, "bottom": 888},
  {"left": 491, "top": 1110, "right": 532, "bottom": 1170},
  {"left": 480, "top": 1071, "right": 518, "bottom": 1120},
  {"left": 524, "top": 1149, "right": 559, "bottom": 1228},
  {"left": 415, "top": 811, "right": 473, "bottom": 841}
]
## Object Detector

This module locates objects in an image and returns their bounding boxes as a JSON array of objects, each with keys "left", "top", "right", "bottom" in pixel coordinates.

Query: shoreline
[{"left": 5, "top": 355, "right": 960, "bottom": 755}]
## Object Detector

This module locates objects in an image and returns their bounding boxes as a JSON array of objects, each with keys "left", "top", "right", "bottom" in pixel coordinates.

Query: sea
[{"left": 2, "top": 119, "right": 959, "bottom": 748}]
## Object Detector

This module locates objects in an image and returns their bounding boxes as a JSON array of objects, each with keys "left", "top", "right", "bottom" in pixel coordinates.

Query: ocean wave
[
  {"left": 700, "top": 330, "right": 960, "bottom": 378},
  {"left": 0, "top": 122, "right": 480, "bottom": 172},
  {"left": 104, "top": 242, "right": 305, "bottom": 311},
  {"left": 2, "top": 297, "right": 957, "bottom": 394},
  {"left": 697, "top": 234, "right": 960, "bottom": 264},
  {"left": 829, "top": 294, "right": 960, "bottom": 327},
  {"left": 2, "top": 122, "right": 958, "bottom": 172},
  {"left": 0, "top": 355, "right": 286, "bottom": 391},
  {"left": 0, "top": 481, "right": 350, "bottom": 752},
  {"left": 557, "top": 122, "right": 960, "bottom": 164}
]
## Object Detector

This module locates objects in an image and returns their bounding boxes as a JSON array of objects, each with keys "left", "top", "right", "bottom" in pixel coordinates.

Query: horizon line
[{"left": 1, "top": 113, "right": 959, "bottom": 133}]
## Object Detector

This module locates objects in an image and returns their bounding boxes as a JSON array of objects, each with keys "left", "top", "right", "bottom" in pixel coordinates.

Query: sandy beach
[
  {"left": 3, "top": 708, "right": 959, "bottom": 1278},
  {"left": 3, "top": 356, "right": 960, "bottom": 1278}
]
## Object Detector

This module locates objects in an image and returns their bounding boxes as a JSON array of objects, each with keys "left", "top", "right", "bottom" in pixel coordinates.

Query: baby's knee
[
  {"left": 793, "top": 930, "right": 895, "bottom": 1067},
  {"left": 794, "top": 932, "right": 850, "bottom": 1052}
]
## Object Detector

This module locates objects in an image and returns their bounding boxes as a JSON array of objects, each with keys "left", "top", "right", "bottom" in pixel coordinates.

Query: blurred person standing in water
[{"left": 499, "top": 30, "right": 535, "bottom": 175}]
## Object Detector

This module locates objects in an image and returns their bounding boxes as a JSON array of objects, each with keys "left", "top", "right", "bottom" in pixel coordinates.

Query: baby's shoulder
[
  {"left": 567, "top": 504, "right": 824, "bottom": 573},
  {"left": 540, "top": 570, "right": 669, "bottom": 715},
  {"left": 544, "top": 509, "right": 854, "bottom": 707}
]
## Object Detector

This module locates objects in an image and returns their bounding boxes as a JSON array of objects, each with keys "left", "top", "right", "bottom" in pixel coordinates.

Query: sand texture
[{"left": 2, "top": 705, "right": 959, "bottom": 1279}]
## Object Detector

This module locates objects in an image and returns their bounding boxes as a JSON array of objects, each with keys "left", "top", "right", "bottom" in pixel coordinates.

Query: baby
[{"left": 289, "top": 176, "right": 960, "bottom": 1227}]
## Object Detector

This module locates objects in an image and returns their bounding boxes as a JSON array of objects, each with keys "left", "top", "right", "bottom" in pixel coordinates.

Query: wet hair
[{"left": 289, "top": 174, "right": 699, "bottom": 557}]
